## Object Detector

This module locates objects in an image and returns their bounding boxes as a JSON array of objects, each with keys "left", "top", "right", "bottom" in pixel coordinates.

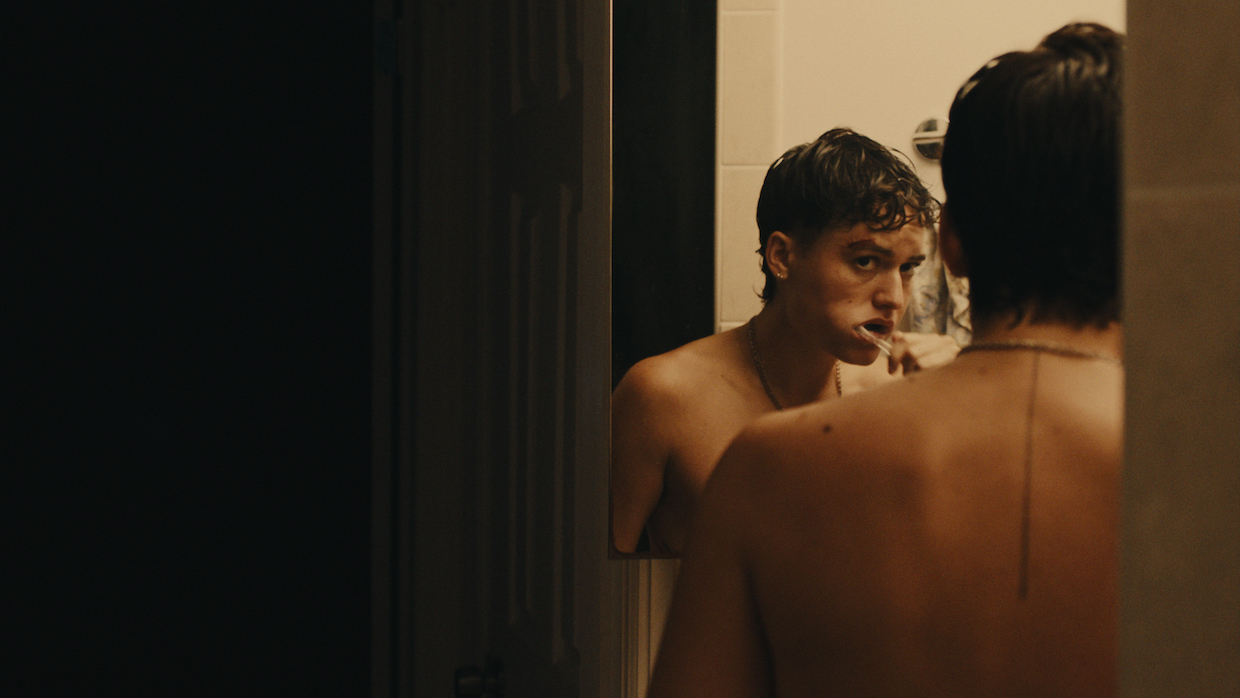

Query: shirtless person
[
  {"left": 648, "top": 22, "right": 1124, "bottom": 696},
  {"left": 611, "top": 129, "right": 960, "bottom": 556}
]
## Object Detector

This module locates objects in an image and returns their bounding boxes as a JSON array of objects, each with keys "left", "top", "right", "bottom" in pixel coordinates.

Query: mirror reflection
[
  {"left": 648, "top": 19, "right": 1126, "bottom": 694},
  {"left": 613, "top": 128, "right": 959, "bottom": 557},
  {"left": 610, "top": 0, "right": 1126, "bottom": 562}
]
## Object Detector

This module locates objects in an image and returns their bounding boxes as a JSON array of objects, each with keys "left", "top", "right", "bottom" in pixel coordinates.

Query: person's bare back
[{"left": 650, "top": 328, "right": 1122, "bottom": 696}]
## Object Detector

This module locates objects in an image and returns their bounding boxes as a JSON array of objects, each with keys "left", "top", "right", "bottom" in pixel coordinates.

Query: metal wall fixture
[{"left": 912, "top": 118, "right": 947, "bottom": 160}]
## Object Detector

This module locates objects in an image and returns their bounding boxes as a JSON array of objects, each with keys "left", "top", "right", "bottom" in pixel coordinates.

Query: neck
[
  {"left": 969, "top": 316, "right": 1124, "bottom": 362},
  {"left": 749, "top": 306, "right": 841, "bottom": 408}
]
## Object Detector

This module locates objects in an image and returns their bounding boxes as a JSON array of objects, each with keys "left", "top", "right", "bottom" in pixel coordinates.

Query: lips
[
  {"left": 857, "top": 320, "right": 893, "bottom": 337},
  {"left": 855, "top": 323, "right": 895, "bottom": 354}
]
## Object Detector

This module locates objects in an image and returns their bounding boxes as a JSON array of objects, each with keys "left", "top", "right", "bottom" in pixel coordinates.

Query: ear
[
  {"left": 766, "top": 231, "right": 795, "bottom": 281},
  {"left": 938, "top": 204, "right": 969, "bottom": 278}
]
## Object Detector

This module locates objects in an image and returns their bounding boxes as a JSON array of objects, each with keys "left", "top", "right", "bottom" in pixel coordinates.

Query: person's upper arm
[
  {"left": 610, "top": 361, "right": 675, "bottom": 554},
  {"left": 646, "top": 427, "right": 775, "bottom": 698}
]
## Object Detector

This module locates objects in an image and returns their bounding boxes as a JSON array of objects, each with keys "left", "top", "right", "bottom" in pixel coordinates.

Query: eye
[
  {"left": 855, "top": 256, "right": 878, "bottom": 270},
  {"left": 900, "top": 260, "right": 922, "bottom": 274}
]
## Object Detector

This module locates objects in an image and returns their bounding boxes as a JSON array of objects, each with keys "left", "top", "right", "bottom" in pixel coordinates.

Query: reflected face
[{"left": 782, "top": 220, "right": 928, "bottom": 364}]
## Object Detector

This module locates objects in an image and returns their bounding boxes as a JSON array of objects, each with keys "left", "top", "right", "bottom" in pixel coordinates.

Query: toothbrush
[{"left": 856, "top": 325, "right": 894, "bottom": 356}]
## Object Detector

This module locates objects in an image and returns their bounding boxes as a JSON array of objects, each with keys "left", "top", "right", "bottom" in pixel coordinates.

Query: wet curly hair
[{"left": 755, "top": 128, "right": 938, "bottom": 303}]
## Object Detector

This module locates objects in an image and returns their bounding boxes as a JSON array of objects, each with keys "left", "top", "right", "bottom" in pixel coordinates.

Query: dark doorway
[{"left": 14, "top": 2, "right": 374, "bottom": 693}]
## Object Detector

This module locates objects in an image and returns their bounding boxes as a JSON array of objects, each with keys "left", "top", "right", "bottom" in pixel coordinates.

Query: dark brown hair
[{"left": 941, "top": 23, "right": 1123, "bottom": 328}]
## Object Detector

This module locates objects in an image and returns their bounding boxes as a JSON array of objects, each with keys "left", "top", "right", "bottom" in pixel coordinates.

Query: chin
[{"left": 839, "top": 346, "right": 881, "bottom": 366}]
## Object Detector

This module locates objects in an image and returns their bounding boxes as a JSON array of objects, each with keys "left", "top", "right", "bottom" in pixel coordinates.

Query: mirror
[{"left": 611, "top": 0, "right": 1127, "bottom": 560}]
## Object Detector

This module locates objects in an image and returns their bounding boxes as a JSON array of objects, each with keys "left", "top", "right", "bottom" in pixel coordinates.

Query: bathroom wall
[
  {"left": 1121, "top": 0, "right": 1240, "bottom": 693},
  {"left": 715, "top": 0, "right": 1126, "bottom": 329}
]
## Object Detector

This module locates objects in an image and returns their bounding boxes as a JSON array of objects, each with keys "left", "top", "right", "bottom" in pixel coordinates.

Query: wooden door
[{"left": 372, "top": 0, "right": 619, "bottom": 695}]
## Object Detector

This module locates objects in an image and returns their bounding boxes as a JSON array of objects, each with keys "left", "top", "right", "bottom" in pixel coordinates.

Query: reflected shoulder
[{"left": 615, "top": 332, "right": 743, "bottom": 401}]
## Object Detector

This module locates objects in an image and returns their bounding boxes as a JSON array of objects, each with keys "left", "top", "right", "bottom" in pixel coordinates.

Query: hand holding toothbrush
[{"left": 857, "top": 326, "right": 961, "bottom": 375}]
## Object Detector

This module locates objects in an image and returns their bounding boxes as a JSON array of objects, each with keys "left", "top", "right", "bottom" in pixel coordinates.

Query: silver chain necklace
[
  {"left": 959, "top": 338, "right": 1121, "bottom": 365},
  {"left": 748, "top": 320, "right": 841, "bottom": 411}
]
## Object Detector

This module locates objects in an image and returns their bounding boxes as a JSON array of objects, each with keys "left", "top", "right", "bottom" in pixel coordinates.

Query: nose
[{"left": 873, "top": 270, "right": 907, "bottom": 311}]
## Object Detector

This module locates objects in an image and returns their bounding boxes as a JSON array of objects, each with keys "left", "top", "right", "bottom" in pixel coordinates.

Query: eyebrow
[{"left": 845, "top": 239, "right": 927, "bottom": 262}]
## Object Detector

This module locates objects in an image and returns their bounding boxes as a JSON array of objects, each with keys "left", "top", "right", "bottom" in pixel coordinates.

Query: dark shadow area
[
  {"left": 611, "top": 1, "right": 717, "bottom": 388},
  {"left": 12, "top": 2, "right": 373, "bottom": 693}
]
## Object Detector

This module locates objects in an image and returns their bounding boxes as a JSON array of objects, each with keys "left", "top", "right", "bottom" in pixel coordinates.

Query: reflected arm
[{"left": 610, "top": 363, "right": 673, "bottom": 554}]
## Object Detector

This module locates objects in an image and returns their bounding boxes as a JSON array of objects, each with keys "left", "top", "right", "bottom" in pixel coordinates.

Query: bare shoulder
[
  {"left": 722, "top": 372, "right": 932, "bottom": 477},
  {"left": 701, "top": 369, "right": 963, "bottom": 560},
  {"left": 612, "top": 329, "right": 749, "bottom": 413},
  {"left": 703, "top": 382, "right": 926, "bottom": 550}
]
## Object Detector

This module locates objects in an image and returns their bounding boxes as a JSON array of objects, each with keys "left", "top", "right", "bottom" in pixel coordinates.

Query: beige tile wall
[{"left": 717, "top": 0, "right": 783, "bottom": 330}]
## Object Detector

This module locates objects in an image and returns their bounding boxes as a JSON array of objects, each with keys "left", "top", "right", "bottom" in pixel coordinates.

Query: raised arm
[{"left": 610, "top": 361, "right": 674, "bottom": 554}]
